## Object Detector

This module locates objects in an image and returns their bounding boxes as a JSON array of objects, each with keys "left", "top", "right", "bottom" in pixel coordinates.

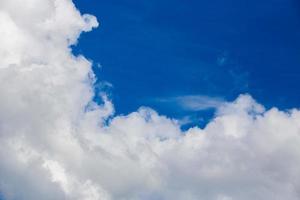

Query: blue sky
[
  {"left": 73, "top": 0, "right": 300, "bottom": 127},
  {"left": 3, "top": 1, "right": 300, "bottom": 199}
]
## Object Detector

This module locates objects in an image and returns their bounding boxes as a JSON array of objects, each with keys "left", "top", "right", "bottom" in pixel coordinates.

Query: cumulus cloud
[{"left": 0, "top": 1, "right": 300, "bottom": 200}]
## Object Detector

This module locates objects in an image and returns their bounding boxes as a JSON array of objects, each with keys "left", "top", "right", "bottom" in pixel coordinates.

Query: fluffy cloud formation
[{"left": 0, "top": 1, "right": 300, "bottom": 200}]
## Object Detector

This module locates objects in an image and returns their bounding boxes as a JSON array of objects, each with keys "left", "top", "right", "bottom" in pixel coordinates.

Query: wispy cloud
[{"left": 156, "top": 95, "right": 226, "bottom": 111}]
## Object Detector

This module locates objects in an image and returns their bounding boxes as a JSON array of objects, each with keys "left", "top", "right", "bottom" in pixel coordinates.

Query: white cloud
[
  {"left": 0, "top": 1, "right": 300, "bottom": 200},
  {"left": 157, "top": 95, "right": 225, "bottom": 111}
]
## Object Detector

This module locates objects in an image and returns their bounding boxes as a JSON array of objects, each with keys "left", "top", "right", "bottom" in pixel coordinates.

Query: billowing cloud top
[{"left": 0, "top": 0, "right": 300, "bottom": 200}]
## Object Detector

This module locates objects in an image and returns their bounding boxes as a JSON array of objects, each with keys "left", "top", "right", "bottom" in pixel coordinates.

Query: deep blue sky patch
[{"left": 73, "top": 0, "right": 300, "bottom": 127}]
